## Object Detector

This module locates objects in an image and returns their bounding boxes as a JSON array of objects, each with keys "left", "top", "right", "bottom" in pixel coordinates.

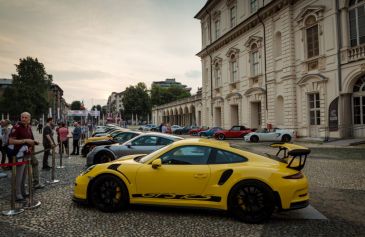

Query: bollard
[
  {"left": 47, "top": 146, "right": 59, "bottom": 184},
  {"left": 57, "top": 142, "right": 65, "bottom": 169},
  {"left": 2, "top": 156, "right": 24, "bottom": 216},
  {"left": 23, "top": 154, "right": 41, "bottom": 209}
]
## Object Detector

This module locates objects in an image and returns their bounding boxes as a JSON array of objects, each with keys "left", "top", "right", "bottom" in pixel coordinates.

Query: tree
[
  {"left": 0, "top": 57, "right": 51, "bottom": 118},
  {"left": 151, "top": 85, "right": 190, "bottom": 107},
  {"left": 122, "top": 82, "right": 151, "bottom": 120},
  {"left": 71, "top": 101, "right": 82, "bottom": 110},
  {"left": 91, "top": 104, "right": 102, "bottom": 111}
]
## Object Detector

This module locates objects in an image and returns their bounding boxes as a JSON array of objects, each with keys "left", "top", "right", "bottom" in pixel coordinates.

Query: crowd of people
[{"left": 0, "top": 111, "right": 90, "bottom": 202}]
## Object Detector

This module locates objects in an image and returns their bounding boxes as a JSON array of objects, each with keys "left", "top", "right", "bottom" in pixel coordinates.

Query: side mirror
[{"left": 151, "top": 159, "right": 162, "bottom": 169}]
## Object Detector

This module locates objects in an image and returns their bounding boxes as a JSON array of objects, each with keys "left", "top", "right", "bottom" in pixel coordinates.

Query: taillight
[{"left": 283, "top": 171, "right": 303, "bottom": 179}]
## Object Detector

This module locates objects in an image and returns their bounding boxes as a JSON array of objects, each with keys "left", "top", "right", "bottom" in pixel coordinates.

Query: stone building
[
  {"left": 107, "top": 91, "right": 124, "bottom": 114},
  {"left": 192, "top": 0, "right": 365, "bottom": 138}
]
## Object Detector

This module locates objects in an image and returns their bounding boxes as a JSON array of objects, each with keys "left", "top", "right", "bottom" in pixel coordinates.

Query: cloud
[
  {"left": 184, "top": 70, "right": 201, "bottom": 79},
  {"left": 52, "top": 70, "right": 112, "bottom": 81}
]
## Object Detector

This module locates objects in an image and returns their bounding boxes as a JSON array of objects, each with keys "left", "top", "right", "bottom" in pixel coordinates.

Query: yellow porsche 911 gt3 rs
[{"left": 73, "top": 139, "right": 310, "bottom": 223}]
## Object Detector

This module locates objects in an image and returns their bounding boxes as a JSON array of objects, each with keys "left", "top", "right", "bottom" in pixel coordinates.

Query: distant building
[
  {"left": 0, "top": 78, "right": 12, "bottom": 97},
  {"left": 107, "top": 91, "right": 124, "bottom": 114},
  {"left": 152, "top": 78, "right": 191, "bottom": 92}
]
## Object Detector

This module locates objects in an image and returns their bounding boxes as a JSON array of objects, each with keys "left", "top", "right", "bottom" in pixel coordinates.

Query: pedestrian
[
  {"left": 8, "top": 112, "right": 43, "bottom": 201},
  {"left": 161, "top": 123, "right": 168, "bottom": 133},
  {"left": 42, "top": 117, "right": 56, "bottom": 170},
  {"left": 158, "top": 123, "right": 164, "bottom": 132},
  {"left": 1, "top": 119, "right": 12, "bottom": 169},
  {"left": 37, "top": 123, "right": 43, "bottom": 134},
  {"left": 71, "top": 122, "right": 81, "bottom": 155},
  {"left": 58, "top": 122, "right": 69, "bottom": 156}
]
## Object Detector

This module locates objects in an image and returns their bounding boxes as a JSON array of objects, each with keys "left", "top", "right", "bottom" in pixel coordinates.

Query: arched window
[
  {"left": 230, "top": 54, "right": 238, "bottom": 82},
  {"left": 214, "top": 62, "right": 222, "bottom": 88},
  {"left": 305, "top": 15, "right": 319, "bottom": 58},
  {"left": 353, "top": 76, "right": 365, "bottom": 125},
  {"left": 274, "top": 32, "right": 282, "bottom": 57},
  {"left": 349, "top": 0, "right": 365, "bottom": 47}
]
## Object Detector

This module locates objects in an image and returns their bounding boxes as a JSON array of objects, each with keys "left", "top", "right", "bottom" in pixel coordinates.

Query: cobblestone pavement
[{"left": 0, "top": 130, "right": 364, "bottom": 236}]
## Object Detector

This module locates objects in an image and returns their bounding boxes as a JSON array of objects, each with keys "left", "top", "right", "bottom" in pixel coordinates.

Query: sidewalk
[{"left": 295, "top": 137, "right": 365, "bottom": 148}]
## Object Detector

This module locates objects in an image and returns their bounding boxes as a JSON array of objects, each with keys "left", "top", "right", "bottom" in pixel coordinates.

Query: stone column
[{"left": 339, "top": 93, "right": 352, "bottom": 138}]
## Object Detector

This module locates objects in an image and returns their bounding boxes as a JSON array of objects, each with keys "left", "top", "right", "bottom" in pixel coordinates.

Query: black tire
[
  {"left": 94, "top": 151, "right": 114, "bottom": 165},
  {"left": 228, "top": 180, "right": 275, "bottom": 223},
  {"left": 81, "top": 146, "right": 89, "bottom": 157},
  {"left": 192, "top": 132, "right": 197, "bottom": 136},
  {"left": 90, "top": 174, "right": 129, "bottom": 212},
  {"left": 281, "top": 135, "right": 291, "bottom": 142},
  {"left": 217, "top": 134, "right": 225, "bottom": 140},
  {"left": 250, "top": 136, "right": 259, "bottom": 143}
]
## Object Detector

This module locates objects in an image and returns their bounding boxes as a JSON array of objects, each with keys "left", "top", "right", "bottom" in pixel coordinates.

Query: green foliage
[
  {"left": 91, "top": 104, "right": 102, "bottom": 111},
  {"left": 71, "top": 101, "right": 82, "bottom": 110},
  {"left": 122, "top": 82, "right": 151, "bottom": 120},
  {"left": 0, "top": 57, "right": 51, "bottom": 118},
  {"left": 151, "top": 84, "right": 190, "bottom": 106}
]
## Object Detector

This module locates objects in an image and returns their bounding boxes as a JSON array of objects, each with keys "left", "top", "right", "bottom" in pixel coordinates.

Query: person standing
[
  {"left": 58, "top": 122, "right": 69, "bottom": 155},
  {"left": 37, "top": 123, "right": 43, "bottom": 134},
  {"left": 1, "top": 120, "right": 12, "bottom": 169},
  {"left": 71, "top": 122, "right": 81, "bottom": 155},
  {"left": 8, "top": 112, "right": 43, "bottom": 201},
  {"left": 42, "top": 117, "right": 56, "bottom": 170}
]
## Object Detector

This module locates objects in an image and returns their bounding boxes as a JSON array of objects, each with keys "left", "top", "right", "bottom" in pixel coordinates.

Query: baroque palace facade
[{"left": 152, "top": 0, "right": 365, "bottom": 139}]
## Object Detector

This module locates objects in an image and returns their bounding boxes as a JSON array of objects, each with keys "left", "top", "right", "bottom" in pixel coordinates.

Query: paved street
[{"left": 0, "top": 128, "right": 364, "bottom": 236}]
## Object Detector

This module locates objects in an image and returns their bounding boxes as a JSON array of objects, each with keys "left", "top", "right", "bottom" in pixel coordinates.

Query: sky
[{"left": 0, "top": 0, "right": 206, "bottom": 109}]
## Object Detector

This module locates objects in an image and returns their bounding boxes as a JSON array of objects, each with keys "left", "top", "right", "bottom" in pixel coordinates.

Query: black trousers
[
  {"left": 72, "top": 139, "right": 80, "bottom": 155},
  {"left": 43, "top": 146, "right": 51, "bottom": 168},
  {"left": 0, "top": 145, "right": 7, "bottom": 164}
]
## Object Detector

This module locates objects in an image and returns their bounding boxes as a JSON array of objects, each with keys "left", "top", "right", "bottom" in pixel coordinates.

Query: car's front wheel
[
  {"left": 94, "top": 151, "right": 114, "bottom": 165},
  {"left": 228, "top": 180, "right": 275, "bottom": 223},
  {"left": 250, "top": 136, "right": 259, "bottom": 143},
  {"left": 281, "top": 135, "right": 291, "bottom": 142},
  {"left": 90, "top": 174, "right": 129, "bottom": 212},
  {"left": 217, "top": 134, "right": 225, "bottom": 140}
]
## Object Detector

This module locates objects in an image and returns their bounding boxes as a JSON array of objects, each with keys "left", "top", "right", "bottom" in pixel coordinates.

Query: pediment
[
  {"left": 244, "top": 36, "right": 263, "bottom": 48},
  {"left": 226, "top": 47, "right": 240, "bottom": 58},
  {"left": 244, "top": 87, "right": 265, "bottom": 96},
  {"left": 295, "top": 5, "right": 325, "bottom": 23},
  {"left": 213, "top": 56, "right": 223, "bottom": 66},
  {"left": 297, "top": 74, "right": 328, "bottom": 86}
]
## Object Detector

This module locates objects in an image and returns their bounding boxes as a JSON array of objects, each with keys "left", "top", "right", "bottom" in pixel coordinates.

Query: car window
[
  {"left": 210, "top": 149, "right": 247, "bottom": 164},
  {"left": 231, "top": 126, "right": 240, "bottom": 131},
  {"left": 116, "top": 132, "right": 137, "bottom": 142},
  {"left": 158, "top": 137, "right": 173, "bottom": 145},
  {"left": 131, "top": 136, "right": 158, "bottom": 146},
  {"left": 160, "top": 146, "right": 212, "bottom": 165}
]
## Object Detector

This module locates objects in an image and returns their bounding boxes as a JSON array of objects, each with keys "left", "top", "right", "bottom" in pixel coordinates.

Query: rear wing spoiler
[{"left": 270, "top": 143, "right": 311, "bottom": 171}]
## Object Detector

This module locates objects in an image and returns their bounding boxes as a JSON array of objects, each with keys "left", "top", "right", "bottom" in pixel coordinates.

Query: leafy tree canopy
[
  {"left": 71, "top": 101, "right": 82, "bottom": 110},
  {"left": 91, "top": 105, "right": 102, "bottom": 111},
  {"left": 0, "top": 57, "right": 51, "bottom": 118},
  {"left": 122, "top": 82, "right": 151, "bottom": 120},
  {"left": 151, "top": 84, "right": 191, "bottom": 107}
]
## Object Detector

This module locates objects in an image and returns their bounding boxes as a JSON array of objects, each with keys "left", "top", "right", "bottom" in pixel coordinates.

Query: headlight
[{"left": 80, "top": 165, "right": 96, "bottom": 176}]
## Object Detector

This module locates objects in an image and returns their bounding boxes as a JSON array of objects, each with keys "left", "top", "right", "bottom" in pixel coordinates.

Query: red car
[
  {"left": 213, "top": 125, "right": 253, "bottom": 140},
  {"left": 189, "top": 126, "right": 209, "bottom": 136}
]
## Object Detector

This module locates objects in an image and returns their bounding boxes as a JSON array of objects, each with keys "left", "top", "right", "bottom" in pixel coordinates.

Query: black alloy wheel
[
  {"left": 228, "top": 180, "right": 275, "bottom": 223},
  {"left": 192, "top": 132, "right": 197, "bottom": 136},
  {"left": 95, "top": 151, "right": 114, "bottom": 165},
  {"left": 281, "top": 135, "right": 291, "bottom": 142},
  {"left": 250, "top": 136, "right": 259, "bottom": 143},
  {"left": 217, "top": 134, "right": 225, "bottom": 140},
  {"left": 90, "top": 174, "right": 129, "bottom": 212}
]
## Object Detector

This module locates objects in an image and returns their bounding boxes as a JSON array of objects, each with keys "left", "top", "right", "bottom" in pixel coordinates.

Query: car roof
[{"left": 172, "top": 138, "right": 230, "bottom": 147}]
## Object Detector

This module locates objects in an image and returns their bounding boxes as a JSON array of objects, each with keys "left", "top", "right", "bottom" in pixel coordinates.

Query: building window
[
  {"left": 353, "top": 76, "right": 365, "bottom": 125},
  {"left": 214, "top": 19, "right": 220, "bottom": 40},
  {"left": 250, "top": 43, "right": 260, "bottom": 76},
  {"left": 250, "top": 0, "right": 258, "bottom": 13},
  {"left": 349, "top": 0, "right": 365, "bottom": 47},
  {"left": 305, "top": 16, "right": 319, "bottom": 58},
  {"left": 309, "top": 93, "right": 321, "bottom": 125},
  {"left": 214, "top": 63, "right": 222, "bottom": 88},
  {"left": 230, "top": 6, "right": 237, "bottom": 28},
  {"left": 274, "top": 32, "right": 282, "bottom": 57},
  {"left": 231, "top": 58, "right": 238, "bottom": 82}
]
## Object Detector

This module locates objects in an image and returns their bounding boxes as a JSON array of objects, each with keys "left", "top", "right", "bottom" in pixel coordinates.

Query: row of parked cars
[{"left": 74, "top": 124, "right": 309, "bottom": 224}]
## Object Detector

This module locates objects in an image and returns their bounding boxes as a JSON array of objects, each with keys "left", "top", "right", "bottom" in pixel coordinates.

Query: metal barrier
[
  {"left": 57, "top": 142, "right": 65, "bottom": 169},
  {"left": 47, "top": 146, "right": 60, "bottom": 184}
]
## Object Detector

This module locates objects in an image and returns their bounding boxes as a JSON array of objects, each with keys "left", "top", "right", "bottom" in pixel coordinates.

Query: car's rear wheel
[
  {"left": 192, "top": 132, "right": 197, "bottom": 136},
  {"left": 94, "top": 151, "right": 114, "bottom": 165},
  {"left": 90, "top": 174, "right": 129, "bottom": 212},
  {"left": 228, "top": 180, "right": 275, "bottom": 223},
  {"left": 250, "top": 136, "right": 259, "bottom": 143},
  {"left": 281, "top": 135, "right": 291, "bottom": 142},
  {"left": 217, "top": 134, "right": 225, "bottom": 140}
]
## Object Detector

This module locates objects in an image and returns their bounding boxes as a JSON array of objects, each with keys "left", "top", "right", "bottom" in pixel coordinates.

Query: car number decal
[{"left": 132, "top": 193, "right": 221, "bottom": 202}]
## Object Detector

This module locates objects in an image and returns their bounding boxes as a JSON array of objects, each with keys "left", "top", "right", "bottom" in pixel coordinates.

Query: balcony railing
[{"left": 347, "top": 44, "right": 365, "bottom": 62}]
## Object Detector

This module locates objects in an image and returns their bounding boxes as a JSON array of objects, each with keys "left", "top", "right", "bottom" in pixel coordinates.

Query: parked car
[
  {"left": 81, "top": 131, "right": 141, "bottom": 157},
  {"left": 198, "top": 127, "right": 223, "bottom": 137},
  {"left": 85, "top": 129, "right": 128, "bottom": 144},
  {"left": 86, "top": 133, "right": 183, "bottom": 167},
  {"left": 138, "top": 124, "right": 158, "bottom": 131},
  {"left": 244, "top": 128, "right": 295, "bottom": 143},
  {"left": 213, "top": 126, "right": 253, "bottom": 140},
  {"left": 170, "top": 125, "right": 183, "bottom": 133},
  {"left": 74, "top": 140, "right": 310, "bottom": 223},
  {"left": 189, "top": 126, "right": 209, "bottom": 136},
  {"left": 173, "top": 125, "right": 199, "bottom": 135}
]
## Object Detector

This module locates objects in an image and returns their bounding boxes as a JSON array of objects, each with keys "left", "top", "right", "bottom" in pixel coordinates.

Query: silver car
[{"left": 86, "top": 132, "right": 183, "bottom": 167}]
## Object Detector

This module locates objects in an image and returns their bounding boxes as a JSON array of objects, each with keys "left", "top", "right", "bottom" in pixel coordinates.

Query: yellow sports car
[{"left": 73, "top": 139, "right": 310, "bottom": 223}]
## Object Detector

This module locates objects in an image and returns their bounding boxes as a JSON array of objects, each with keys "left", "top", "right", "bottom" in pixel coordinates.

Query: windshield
[{"left": 138, "top": 144, "right": 174, "bottom": 163}]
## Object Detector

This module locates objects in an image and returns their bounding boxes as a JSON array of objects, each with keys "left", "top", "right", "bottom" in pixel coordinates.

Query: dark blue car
[{"left": 198, "top": 127, "right": 223, "bottom": 137}]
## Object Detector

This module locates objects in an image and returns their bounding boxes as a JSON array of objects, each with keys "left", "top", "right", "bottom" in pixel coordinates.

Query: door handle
[{"left": 194, "top": 173, "right": 208, "bottom": 179}]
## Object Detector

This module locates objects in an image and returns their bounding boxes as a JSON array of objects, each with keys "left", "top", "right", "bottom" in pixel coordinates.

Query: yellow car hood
[{"left": 85, "top": 136, "right": 112, "bottom": 143}]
